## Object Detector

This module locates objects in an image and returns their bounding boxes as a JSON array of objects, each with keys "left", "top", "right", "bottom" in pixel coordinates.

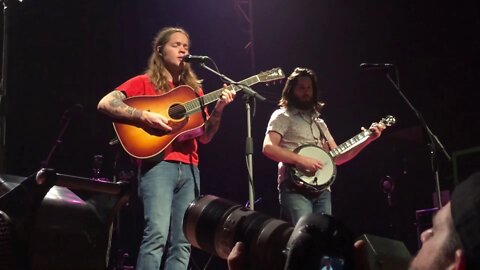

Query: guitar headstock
[
  {"left": 258, "top": 68, "right": 285, "bottom": 84},
  {"left": 379, "top": 115, "right": 396, "bottom": 127}
]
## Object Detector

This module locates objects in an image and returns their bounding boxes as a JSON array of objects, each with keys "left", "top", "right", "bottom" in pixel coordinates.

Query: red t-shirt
[{"left": 116, "top": 74, "right": 205, "bottom": 165}]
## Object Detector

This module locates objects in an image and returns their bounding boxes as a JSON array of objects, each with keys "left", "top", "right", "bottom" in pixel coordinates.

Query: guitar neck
[
  {"left": 329, "top": 129, "right": 372, "bottom": 158},
  {"left": 183, "top": 75, "right": 260, "bottom": 115}
]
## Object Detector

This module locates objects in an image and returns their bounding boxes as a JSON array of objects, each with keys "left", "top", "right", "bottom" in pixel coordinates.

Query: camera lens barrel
[{"left": 183, "top": 195, "right": 293, "bottom": 270}]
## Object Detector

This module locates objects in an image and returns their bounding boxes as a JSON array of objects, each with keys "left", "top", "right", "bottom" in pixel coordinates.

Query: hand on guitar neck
[
  {"left": 213, "top": 84, "right": 236, "bottom": 113},
  {"left": 332, "top": 121, "right": 387, "bottom": 165},
  {"left": 361, "top": 121, "right": 386, "bottom": 142}
]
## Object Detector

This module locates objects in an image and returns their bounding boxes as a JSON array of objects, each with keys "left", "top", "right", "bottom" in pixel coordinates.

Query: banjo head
[{"left": 290, "top": 145, "right": 337, "bottom": 192}]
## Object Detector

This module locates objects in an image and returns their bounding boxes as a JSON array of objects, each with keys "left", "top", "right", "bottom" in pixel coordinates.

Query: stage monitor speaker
[
  {"left": 452, "top": 146, "right": 480, "bottom": 186},
  {"left": 358, "top": 234, "right": 411, "bottom": 270},
  {"left": 0, "top": 169, "right": 131, "bottom": 270}
]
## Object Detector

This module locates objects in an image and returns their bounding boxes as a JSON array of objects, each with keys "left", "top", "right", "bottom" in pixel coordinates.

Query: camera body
[{"left": 183, "top": 195, "right": 353, "bottom": 270}]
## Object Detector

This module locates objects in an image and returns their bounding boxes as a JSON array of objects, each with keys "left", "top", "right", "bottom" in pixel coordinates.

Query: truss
[{"left": 233, "top": 0, "right": 255, "bottom": 70}]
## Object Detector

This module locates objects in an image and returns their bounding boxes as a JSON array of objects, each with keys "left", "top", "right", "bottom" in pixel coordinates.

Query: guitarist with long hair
[
  {"left": 262, "top": 67, "right": 385, "bottom": 226},
  {"left": 97, "top": 26, "right": 235, "bottom": 270}
]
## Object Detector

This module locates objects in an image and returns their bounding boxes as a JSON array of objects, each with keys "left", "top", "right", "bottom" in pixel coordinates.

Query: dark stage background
[{"left": 2, "top": 0, "right": 479, "bottom": 268}]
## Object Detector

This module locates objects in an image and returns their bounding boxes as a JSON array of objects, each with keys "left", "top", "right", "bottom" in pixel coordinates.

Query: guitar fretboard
[{"left": 183, "top": 75, "right": 260, "bottom": 115}]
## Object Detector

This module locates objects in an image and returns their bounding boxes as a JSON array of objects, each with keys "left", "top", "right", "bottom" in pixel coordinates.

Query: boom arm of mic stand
[
  {"left": 199, "top": 63, "right": 266, "bottom": 101},
  {"left": 385, "top": 68, "right": 450, "bottom": 207},
  {"left": 385, "top": 72, "right": 451, "bottom": 160},
  {"left": 198, "top": 63, "right": 259, "bottom": 210}
]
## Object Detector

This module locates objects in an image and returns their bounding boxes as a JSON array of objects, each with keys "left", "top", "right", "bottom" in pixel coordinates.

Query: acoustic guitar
[{"left": 113, "top": 68, "right": 285, "bottom": 159}]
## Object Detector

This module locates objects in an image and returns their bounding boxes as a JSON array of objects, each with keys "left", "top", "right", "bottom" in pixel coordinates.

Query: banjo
[{"left": 288, "top": 115, "right": 396, "bottom": 194}]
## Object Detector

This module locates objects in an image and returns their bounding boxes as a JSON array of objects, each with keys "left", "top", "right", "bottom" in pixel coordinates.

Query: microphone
[
  {"left": 360, "top": 63, "right": 394, "bottom": 71},
  {"left": 183, "top": 55, "right": 210, "bottom": 63}
]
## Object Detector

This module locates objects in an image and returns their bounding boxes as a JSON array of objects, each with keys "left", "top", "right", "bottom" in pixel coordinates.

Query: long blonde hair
[{"left": 145, "top": 27, "right": 201, "bottom": 93}]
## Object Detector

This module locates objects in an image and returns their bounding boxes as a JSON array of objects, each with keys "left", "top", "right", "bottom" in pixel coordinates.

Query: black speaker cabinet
[
  {"left": 0, "top": 169, "right": 130, "bottom": 270},
  {"left": 358, "top": 234, "right": 411, "bottom": 270},
  {"left": 453, "top": 146, "right": 480, "bottom": 186}
]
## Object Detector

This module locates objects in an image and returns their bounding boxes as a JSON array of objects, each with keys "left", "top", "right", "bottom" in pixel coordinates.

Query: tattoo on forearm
[
  {"left": 106, "top": 91, "right": 141, "bottom": 120},
  {"left": 108, "top": 91, "right": 127, "bottom": 108},
  {"left": 126, "top": 107, "right": 142, "bottom": 119},
  {"left": 109, "top": 98, "right": 125, "bottom": 108},
  {"left": 113, "top": 91, "right": 124, "bottom": 98},
  {"left": 126, "top": 106, "right": 135, "bottom": 116}
]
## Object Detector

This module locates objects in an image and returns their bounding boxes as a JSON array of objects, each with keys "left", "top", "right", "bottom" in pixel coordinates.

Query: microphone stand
[
  {"left": 199, "top": 63, "right": 265, "bottom": 210},
  {"left": 243, "top": 94, "right": 255, "bottom": 210},
  {"left": 384, "top": 67, "right": 451, "bottom": 208},
  {"left": 40, "top": 109, "right": 75, "bottom": 168},
  {"left": 0, "top": 0, "right": 13, "bottom": 173}
]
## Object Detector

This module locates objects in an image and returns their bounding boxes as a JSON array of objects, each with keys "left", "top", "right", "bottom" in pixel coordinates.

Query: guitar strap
[{"left": 315, "top": 119, "right": 336, "bottom": 150}]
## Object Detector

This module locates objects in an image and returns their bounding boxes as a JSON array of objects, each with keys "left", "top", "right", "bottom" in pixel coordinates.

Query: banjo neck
[
  {"left": 289, "top": 115, "right": 395, "bottom": 195},
  {"left": 328, "top": 115, "right": 396, "bottom": 158},
  {"left": 329, "top": 129, "right": 372, "bottom": 158}
]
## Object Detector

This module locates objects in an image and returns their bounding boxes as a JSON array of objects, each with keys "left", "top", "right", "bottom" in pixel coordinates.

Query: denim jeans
[
  {"left": 279, "top": 184, "right": 332, "bottom": 225},
  {"left": 136, "top": 161, "right": 200, "bottom": 270}
]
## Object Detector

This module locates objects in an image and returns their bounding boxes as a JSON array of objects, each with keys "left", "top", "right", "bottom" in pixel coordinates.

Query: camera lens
[{"left": 183, "top": 195, "right": 293, "bottom": 270}]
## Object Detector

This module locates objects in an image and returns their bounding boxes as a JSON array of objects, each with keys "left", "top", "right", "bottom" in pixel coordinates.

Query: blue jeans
[
  {"left": 136, "top": 161, "right": 200, "bottom": 270},
  {"left": 279, "top": 184, "right": 332, "bottom": 225}
]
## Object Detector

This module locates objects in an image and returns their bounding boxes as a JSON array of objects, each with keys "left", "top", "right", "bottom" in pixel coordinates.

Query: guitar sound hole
[{"left": 169, "top": 104, "right": 186, "bottom": 120}]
